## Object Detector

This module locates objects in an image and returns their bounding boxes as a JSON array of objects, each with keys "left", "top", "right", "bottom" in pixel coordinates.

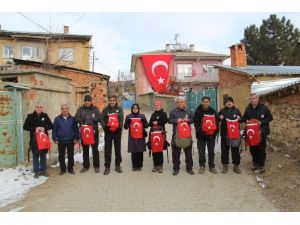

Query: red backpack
[
  {"left": 35, "top": 131, "right": 51, "bottom": 150},
  {"left": 226, "top": 118, "right": 240, "bottom": 139},
  {"left": 130, "top": 118, "right": 143, "bottom": 139},
  {"left": 80, "top": 125, "right": 95, "bottom": 145},
  {"left": 246, "top": 121, "right": 260, "bottom": 146},
  {"left": 177, "top": 120, "right": 192, "bottom": 138},
  {"left": 107, "top": 113, "right": 119, "bottom": 132},
  {"left": 150, "top": 129, "right": 165, "bottom": 153},
  {"left": 202, "top": 114, "right": 217, "bottom": 136}
]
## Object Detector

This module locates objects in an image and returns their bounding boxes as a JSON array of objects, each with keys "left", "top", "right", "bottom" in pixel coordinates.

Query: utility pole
[{"left": 92, "top": 51, "right": 95, "bottom": 72}]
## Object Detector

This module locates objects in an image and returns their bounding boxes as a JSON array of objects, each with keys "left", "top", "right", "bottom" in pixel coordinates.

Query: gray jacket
[{"left": 168, "top": 107, "right": 194, "bottom": 134}]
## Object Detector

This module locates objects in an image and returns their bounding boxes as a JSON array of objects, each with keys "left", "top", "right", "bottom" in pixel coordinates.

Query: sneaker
[
  {"left": 199, "top": 166, "right": 205, "bottom": 174},
  {"left": 233, "top": 165, "right": 241, "bottom": 174},
  {"left": 34, "top": 173, "right": 39, "bottom": 179},
  {"left": 222, "top": 164, "right": 229, "bottom": 174},
  {"left": 68, "top": 170, "right": 75, "bottom": 175},
  {"left": 94, "top": 168, "right": 100, "bottom": 173},
  {"left": 187, "top": 170, "right": 195, "bottom": 175},
  {"left": 254, "top": 167, "right": 265, "bottom": 174},
  {"left": 103, "top": 168, "right": 110, "bottom": 175},
  {"left": 173, "top": 170, "right": 179, "bottom": 176},
  {"left": 80, "top": 168, "right": 88, "bottom": 173},
  {"left": 152, "top": 166, "right": 158, "bottom": 172},
  {"left": 115, "top": 166, "right": 123, "bottom": 173},
  {"left": 157, "top": 166, "right": 163, "bottom": 173},
  {"left": 209, "top": 167, "right": 217, "bottom": 174},
  {"left": 59, "top": 171, "right": 66, "bottom": 175}
]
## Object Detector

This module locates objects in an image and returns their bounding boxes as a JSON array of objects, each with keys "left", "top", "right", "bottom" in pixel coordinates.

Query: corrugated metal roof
[
  {"left": 214, "top": 65, "right": 300, "bottom": 76},
  {"left": 251, "top": 77, "right": 300, "bottom": 96}
]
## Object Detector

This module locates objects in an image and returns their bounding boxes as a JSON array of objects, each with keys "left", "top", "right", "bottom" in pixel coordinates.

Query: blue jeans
[{"left": 33, "top": 152, "right": 47, "bottom": 173}]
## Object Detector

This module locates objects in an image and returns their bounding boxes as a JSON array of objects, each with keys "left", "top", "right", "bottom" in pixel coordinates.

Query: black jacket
[
  {"left": 74, "top": 105, "right": 101, "bottom": 130},
  {"left": 218, "top": 106, "right": 242, "bottom": 136},
  {"left": 242, "top": 103, "right": 273, "bottom": 136},
  {"left": 100, "top": 105, "right": 124, "bottom": 133},
  {"left": 194, "top": 105, "right": 219, "bottom": 139},
  {"left": 23, "top": 111, "right": 53, "bottom": 154},
  {"left": 149, "top": 109, "right": 168, "bottom": 131}
]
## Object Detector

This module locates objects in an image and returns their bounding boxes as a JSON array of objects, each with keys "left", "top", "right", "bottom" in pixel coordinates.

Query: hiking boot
[
  {"left": 115, "top": 166, "right": 123, "bottom": 173},
  {"left": 222, "top": 164, "right": 229, "bottom": 173},
  {"left": 80, "top": 168, "right": 88, "bottom": 173},
  {"left": 41, "top": 171, "right": 49, "bottom": 177},
  {"left": 254, "top": 167, "right": 265, "bottom": 174},
  {"left": 104, "top": 168, "right": 110, "bottom": 175},
  {"left": 59, "top": 171, "right": 66, "bottom": 175},
  {"left": 199, "top": 166, "right": 205, "bottom": 174},
  {"left": 94, "top": 168, "right": 100, "bottom": 173},
  {"left": 68, "top": 170, "right": 75, "bottom": 175},
  {"left": 233, "top": 165, "right": 241, "bottom": 174},
  {"left": 187, "top": 170, "right": 195, "bottom": 175},
  {"left": 152, "top": 166, "right": 158, "bottom": 172},
  {"left": 157, "top": 166, "right": 163, "bottom": 173},
  {"left": 34, "top": 173, "right": 39, "bottom": 179},
  {"left": 209, "top": 167, "right": 217, "bottom": 174},
  {"left": 251, "top": 164, "right": 259, "bottom": 171},
  {"left": 173, "top": 170, "right": 179, "bottom": 176}
]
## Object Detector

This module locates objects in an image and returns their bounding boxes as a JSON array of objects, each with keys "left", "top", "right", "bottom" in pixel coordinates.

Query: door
[{"left": 186, "top": 88, "right": 217, "bottom": 113}]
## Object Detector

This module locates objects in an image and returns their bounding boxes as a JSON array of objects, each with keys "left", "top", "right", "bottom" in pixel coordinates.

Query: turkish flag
[
  {"left": 35, "top": 131, "right": 51, "bottom": 150},
  {"left": 107, "top": 113, "right": 119, "bottom": 132},
  {"left": 226, "top": 119, "right": 240, "bottom": 139},
  {"left": 177, "top": 120, "right": 192, "bottom": 138},
  {"left": 130, "top": 118, "right": 143, "bottom": 139},
  {"left": 141, "top": 54, "right": 172, "bottom": 92},
  {"left": 246, "top": 122, "right": 260, "bottom": 146},
  {"left": 80, "top": 125, "right": 95, "bottom": 145},
  {"left": 202, "top": 114, "right": 217, "bottom": 136},
  {"left": 150, "top": 131, "right": 164, "bottom": 153}
]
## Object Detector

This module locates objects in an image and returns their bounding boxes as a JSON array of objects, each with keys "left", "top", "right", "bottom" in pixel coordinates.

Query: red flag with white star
[{"left": 141, "top": 54, "right": 172, "bottom": 92}]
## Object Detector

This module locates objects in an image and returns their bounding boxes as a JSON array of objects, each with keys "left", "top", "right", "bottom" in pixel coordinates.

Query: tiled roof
[
  {"left": 251, "top": 77, "right": 300, "bottom": 96},
  {"left": 214, "top": 65, "right": 300, "bottom": 76}
]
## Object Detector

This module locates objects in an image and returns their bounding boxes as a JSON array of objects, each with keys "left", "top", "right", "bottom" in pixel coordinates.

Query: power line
[
  {"left": 17, "top": 12, "right": 51, "bottom": 33},
  {"left": 71, "top": 12, "right": 86, "bottom": 28}
]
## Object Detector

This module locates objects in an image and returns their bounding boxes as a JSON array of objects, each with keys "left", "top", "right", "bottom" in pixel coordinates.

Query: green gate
[{"left": 186, "top": 88, "right": 217, "bottom": 113}]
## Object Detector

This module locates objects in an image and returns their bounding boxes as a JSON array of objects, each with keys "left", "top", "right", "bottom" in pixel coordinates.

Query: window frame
[
  {"left": 3, "top": 45, "right": 14, "bottom": 58},
  {"left": 21, "top": 45, "right": 40, "bottom": 59},
  {"left": 176, "top": 63, "right": 193, "bottom": 79}
]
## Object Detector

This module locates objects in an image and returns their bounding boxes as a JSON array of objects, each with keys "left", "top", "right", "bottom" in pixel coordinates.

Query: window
[
  {"left": 3, "top": 45, "right": 13, "bottom": 58},
  {"left": 202, "top": 64, "right": 215, "bottom": 74},
  {"left": 58, "top": 48, "right": 74, "bottom": 61},
  {"left": 22, "top": 46, "right": 40, "bottom": 60},
  {"left": 177, "top": 64, "right": 193, "bottom": 79}
]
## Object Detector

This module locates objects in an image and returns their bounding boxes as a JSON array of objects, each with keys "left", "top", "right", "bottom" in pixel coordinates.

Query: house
[
  {"left": 130, "top": 34, "right": 229, "bottom": 112},
  {"left": 0, "top": 26, "right": 91, "bottom": 70},
  {"left": 252, "top": 78, "right": 300, "bottom": 153},
  {"left": 214, "top": 43, "right": 300, "bottom": 112}
]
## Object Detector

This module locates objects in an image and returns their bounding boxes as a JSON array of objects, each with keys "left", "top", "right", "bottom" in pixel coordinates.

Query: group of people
[{"left": 23, "top": 92, "right": 273, "bottom": 179}]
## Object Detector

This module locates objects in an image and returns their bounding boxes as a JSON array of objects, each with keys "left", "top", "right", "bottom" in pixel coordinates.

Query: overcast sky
[{"left": 0, "top": 12, "right": 299, "bottom": 80}]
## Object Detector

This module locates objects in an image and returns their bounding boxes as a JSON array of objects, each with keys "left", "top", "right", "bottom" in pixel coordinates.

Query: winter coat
[
  {"left": 100, "top": 105, "right": 124, "bottom": 133},
  {"left": 124, "top": 113, "right": 148, "bottom": 153},
  {"left": 242, "top": 103, "right": 273, "bottom": 136},
  {"left": 149, "top": 109, "right": 168, "bottom": 131},
  {"left": 52, "top": 114, "right": 79, "bottom": 143},
  {"left": 23, "top": 111, "right": 53, "bottom": 154},
  {"left": 218, "top": 106, "right": 242, "bottom": 136},
  {"left": 74, "top": 105, "right": 101, "bottom": 130},
  {"left": 168, "top": 107, "right": 194, "bottom": 135}
]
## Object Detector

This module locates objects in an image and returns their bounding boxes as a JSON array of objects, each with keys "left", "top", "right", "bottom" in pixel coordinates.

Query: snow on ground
[{"left": 0, "top": 166, "right": 47, "bottom": 208}]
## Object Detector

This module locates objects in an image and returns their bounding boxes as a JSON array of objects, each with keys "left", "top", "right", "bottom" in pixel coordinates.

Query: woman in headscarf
[{"left": 124, "top": 103, "right": 148, "bottom": 171}]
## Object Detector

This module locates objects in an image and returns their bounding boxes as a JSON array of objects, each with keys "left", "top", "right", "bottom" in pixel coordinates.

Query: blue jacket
[{"left": 52, "top": 114, "right": 79, "bottom": 143}]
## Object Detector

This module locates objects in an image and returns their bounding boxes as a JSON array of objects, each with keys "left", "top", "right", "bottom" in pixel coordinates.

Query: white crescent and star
[
  {"left": 151, "top": 60, "right": 168, "bottom": 76},
  {"left": 247, "top": 129, "right": 255, "bottom": 138}
]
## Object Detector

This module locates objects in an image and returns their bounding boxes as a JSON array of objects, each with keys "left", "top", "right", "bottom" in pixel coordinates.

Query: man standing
[
  {"left": 53, "top": 104, "right": 79, "bottom": 175},
  {"left": 243, "top": 93, "right": 273, "bottom": 173},
  {"left": 194, "top": 96, "right": 219, "bottom": 174},
  {"left": 100, "top": 95, "right": 124, "bottom": 175},
  {"left": 75, "top": 95, "right": 101, "bottom": 173},
  {"left": 169, "top": 96, "right": 194, "bottom": 176}
]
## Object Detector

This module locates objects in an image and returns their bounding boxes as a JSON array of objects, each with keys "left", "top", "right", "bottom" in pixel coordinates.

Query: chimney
[
  {"left": 175, "top": 33, "right": 180, "bottom": 44},
  {"left": 166, "top": 44, "right": 171, "bottom": 52},
  {"left": 63, "top": 26, "right": 69, "bottom": 34},
  {"left": 190, "top": 44, "right": 194, "bottom": 52},
  {"left": 230, "top": 43, "right": 247, "bottom": 67}
]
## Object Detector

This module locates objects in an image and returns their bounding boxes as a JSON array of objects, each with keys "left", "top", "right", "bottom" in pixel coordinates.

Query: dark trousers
[
  {"left": 197, "top": 136, "right": 216, "bottom": 168},
  {"left": 33, "top": 152, "right": 47, "bottom": 173},
  {"left": 250, "top": 135, "right": 267, "bottom": 167},
  {"left": 172, "top": 142, "right": 193, "bottom": 171},
  {"left": 104, "top": 131, "right": 122, "bottom": 168},
  {"left": 81, "top": 131, "right": 99, "bottom": 169},
  {"left": 152, "top": 152, "right": 163, "bottom": 166},
  {"left": 221, "top": 135, "right": 240, "bottom": 165},
  {"left": 131, "top": 152, "right": 144, "bottom": 168},
  {"left": 58, "top": 142, "right": 74, "bottom": 172}
]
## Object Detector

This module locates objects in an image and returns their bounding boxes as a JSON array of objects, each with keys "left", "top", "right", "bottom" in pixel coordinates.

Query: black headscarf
[{"left": 131, "top": 103, "right": 140, "bottom": 116}]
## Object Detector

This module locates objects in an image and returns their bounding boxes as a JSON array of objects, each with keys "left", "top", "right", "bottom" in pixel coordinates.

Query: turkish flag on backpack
[
  {"left": 246, "top": 121, "right": 260, "bottom": 146},
  {"left": 177, "top": 120, "right": 192, "bottom": 138},
  {"left": 80, "top": 125, "right": 95, "bottom": 145},
  {"left": 130, "top": 118, "right": 143, "bottom": 139},
  {"left": 35, "top": 131, "right": 51, "bottom": 150},
  {"left": 107, "top": 113, "right": 119, "bottom": 132},
  {"left": 202, "top": 114, "right": 217, "bottom": 136},
  {"left": 226, "top": 119, "right": 240, "bottom": 139},
  {"left": 150, "top": 130, "right": 165, "bottom": 153}
]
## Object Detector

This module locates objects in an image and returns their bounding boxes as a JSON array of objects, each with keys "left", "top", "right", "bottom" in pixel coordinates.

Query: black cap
[
  {"left": 84, "top": 95, "right": 92, "bottom": 102},
  {"left": 225, "top": 96, "right": 234, "bottom": 103}
]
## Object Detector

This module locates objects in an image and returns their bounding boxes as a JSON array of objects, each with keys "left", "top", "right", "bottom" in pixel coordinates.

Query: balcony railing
[{"left": 174, "top": 72, "right": 219, "bottom": 83}]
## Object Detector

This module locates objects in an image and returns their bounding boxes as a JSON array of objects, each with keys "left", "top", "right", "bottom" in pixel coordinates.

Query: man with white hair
[{"left": 168, "top": 96, "right": 194, "bottom": 176}]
